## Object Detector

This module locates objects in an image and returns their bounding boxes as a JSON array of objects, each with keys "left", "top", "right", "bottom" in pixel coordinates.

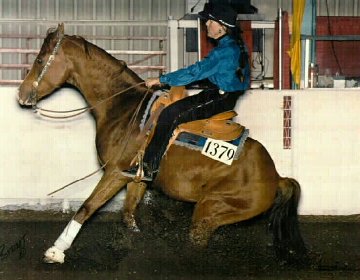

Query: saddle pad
[
  {"left": 140, "top": 90, "right": 164, "bottom": 130},
  {"left": 175, "top": 129, "right": 249, "bottom": 160}
]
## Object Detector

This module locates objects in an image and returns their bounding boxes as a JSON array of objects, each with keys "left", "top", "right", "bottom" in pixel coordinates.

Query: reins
[
  {"left": 30, "top": 30, "right": 152, "bottom": 196},
  {"left": 33, "top": 81, "right": 147, "bottom": 119},
  {"left": 47, "top": 161, "right": 108, "bottom": 196},
  {"left": 46, "top": 84, "right": 151, "bottom": 196}
]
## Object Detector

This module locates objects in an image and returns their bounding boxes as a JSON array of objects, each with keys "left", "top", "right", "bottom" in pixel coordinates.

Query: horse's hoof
[
  {"left": 190, "top": 222, "right": 212, "bottom": 248},
  {"left": 43, "top": 246, "right": 65, "bottom": 264},
  {"left": 124, "top": 213, "right": 141, "bottom": 232},
  {"left": 130, "top": 224, "right": 140, "bottom": 232},
  {"left": 127, "top": 220, "right": 140, "bottom": 232},
  {"left": 190, "top": 235, "right": 208, "bottom": 248}
]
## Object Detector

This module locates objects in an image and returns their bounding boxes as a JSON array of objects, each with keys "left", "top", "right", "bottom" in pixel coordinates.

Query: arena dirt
[{"left": 0, "top": 189, "right": 359, "bottom": 280}]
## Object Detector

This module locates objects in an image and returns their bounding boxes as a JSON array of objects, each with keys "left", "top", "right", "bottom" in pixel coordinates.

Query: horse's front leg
[
  {"left": 122, "top": 181, "right": 147, "bottom": 232},
  {"left": 44, "top": 168, "right": 129, "bottom": 264}
]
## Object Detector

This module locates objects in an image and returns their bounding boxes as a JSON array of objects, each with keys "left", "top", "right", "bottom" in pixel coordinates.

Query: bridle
[{"left": 29, "top": 33, "right": 64, "bottom": 108}]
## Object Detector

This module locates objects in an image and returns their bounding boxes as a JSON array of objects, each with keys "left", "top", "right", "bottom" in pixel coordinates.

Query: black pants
[{"left": 143, "top": 88, "right": 243, "bottom": 171}]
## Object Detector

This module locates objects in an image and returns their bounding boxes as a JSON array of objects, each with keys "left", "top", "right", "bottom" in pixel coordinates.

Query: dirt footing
[{"left": 0, "top": 190, "right": 359, "bottom": 280}]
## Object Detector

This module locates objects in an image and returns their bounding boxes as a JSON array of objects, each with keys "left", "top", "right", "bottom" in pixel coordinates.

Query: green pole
[{"left": 311, "top": 0, "right": 317, "bottom": 65}]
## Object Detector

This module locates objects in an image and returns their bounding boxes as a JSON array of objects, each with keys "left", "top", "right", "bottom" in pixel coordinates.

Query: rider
[{"left": 122, "top": 3, "right": 250, "bottom": 181}]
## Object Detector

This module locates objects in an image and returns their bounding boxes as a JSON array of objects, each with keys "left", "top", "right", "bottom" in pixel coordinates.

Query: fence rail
[
  {"left": 0, "top": 48, "right": 167, "bottom": 55},
  {"left": 0, "top": 20, "right": 168, "bottom": 85},
  {"left": 0, "top": 34, "right": 167, "bottom": 40},
  {"left": 0, "top": 19, "right": 168, "bottom": 26}
]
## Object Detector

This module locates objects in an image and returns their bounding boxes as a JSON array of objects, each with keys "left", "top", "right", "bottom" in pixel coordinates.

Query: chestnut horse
[{"left": 18, "top": 24, "right": 306, "bottom": 264}]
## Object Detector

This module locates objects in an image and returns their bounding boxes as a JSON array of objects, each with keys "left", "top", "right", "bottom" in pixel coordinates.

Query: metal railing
[{"left": 0, "top": 20, "right": 168, "bottom": 85}]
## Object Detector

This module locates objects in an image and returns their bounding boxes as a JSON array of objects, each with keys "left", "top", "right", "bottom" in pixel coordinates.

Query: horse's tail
[{"left": 268, "top": 177, "right": 307, "bottom": 264}]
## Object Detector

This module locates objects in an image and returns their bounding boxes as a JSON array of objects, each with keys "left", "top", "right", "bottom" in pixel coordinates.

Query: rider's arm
[{"left": 159, "top": 50, "right": 221, "bottom": 86}]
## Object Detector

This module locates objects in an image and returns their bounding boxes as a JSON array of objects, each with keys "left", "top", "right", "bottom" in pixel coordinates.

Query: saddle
[
  {"left": 167, "top": 110, "right": 244, "bottom": 151},
  {"left": 130, "top": 86, "right": 245, "bottom": 178},
  {"left": 136, "top": 86, "right": 244, "bottom": 157}
]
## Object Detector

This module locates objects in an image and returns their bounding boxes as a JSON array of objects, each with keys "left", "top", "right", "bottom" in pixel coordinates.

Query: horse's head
[{"left": 18, "top": 23, "right": 69, "bottom": 106}]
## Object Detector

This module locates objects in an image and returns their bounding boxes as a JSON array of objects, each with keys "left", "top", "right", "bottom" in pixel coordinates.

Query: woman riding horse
[
  {"left": 122, "top": 3, "right": 250, "bottom": 181},
  {"left": 17, "top": 20, "right": 306, "bottom": 264}
]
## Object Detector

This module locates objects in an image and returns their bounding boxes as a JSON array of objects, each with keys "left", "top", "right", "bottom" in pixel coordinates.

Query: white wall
[
  {"left": 236, "top": 89, "right": 360, "bottom": 215},
  {"left": 1, "top": 86, "right": 359, "bottom": 215},
  {"left": 0, "top": 86, "right": 105, "bottom": 211}
]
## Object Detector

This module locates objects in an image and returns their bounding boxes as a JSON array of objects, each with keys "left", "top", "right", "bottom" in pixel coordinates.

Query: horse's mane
[
  {"left": 44, "top": 27, "right": 126, "bottom": 67},
  {"left": 68, "top": 34, "right": 122, "bottom": 63},
  {"left": 66, "top": 35, "right": 92, "bottom": 57}
]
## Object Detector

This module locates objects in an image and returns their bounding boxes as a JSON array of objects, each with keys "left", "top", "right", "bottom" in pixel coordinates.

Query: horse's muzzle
[{"left": 17, "top": 91, "right": 33, "bottom": 107}]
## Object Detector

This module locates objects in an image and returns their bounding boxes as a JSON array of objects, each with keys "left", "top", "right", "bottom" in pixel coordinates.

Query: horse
[{"left": 17, "top": 23, "right": 307, "bottom": 264}]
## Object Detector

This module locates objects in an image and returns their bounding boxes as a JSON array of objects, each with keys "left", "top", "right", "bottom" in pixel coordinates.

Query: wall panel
[{"left": 1, "top": 87, "right": 359, "bottom": 215}]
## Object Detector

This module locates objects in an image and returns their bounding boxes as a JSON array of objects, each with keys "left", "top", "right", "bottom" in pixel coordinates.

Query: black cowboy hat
[{"left": 198, "top": 3, "right": 238, "bottom": 28}]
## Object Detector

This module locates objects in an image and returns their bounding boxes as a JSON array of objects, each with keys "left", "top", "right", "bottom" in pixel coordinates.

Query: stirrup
[
  {"left": 122, "top": 165, "right": 153, "bottom": 182},
  {"left": 123, "top": 151, "right": 153, "bottom": 182}
]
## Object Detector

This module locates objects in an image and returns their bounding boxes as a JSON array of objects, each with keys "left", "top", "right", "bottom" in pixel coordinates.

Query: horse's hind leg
[
  {"left": 44, "top": 168, "right": 129, "bottom": 264},
  {"left": 189, "top": 190, "right": 275, "bottom": 247},
  {"left": 122, "top": 181, "right": 147, "bottom": 232}
]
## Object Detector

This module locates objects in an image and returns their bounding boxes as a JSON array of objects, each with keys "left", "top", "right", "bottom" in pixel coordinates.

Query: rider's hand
[{"left": 145, "top": 77, "right": 161, "bottom": 88}]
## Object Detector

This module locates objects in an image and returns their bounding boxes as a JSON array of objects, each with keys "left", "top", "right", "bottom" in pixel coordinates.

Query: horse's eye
[{"left": 36, "top": 58, "right": 43, "bottom": 64}]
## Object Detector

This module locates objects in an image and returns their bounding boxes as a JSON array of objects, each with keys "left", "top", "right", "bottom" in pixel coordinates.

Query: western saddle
[{"left": 131, "top": 86, "right": 244, "bottom": 169}]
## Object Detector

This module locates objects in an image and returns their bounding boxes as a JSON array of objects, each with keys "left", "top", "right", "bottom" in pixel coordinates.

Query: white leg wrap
[{"left": 54, "top": 219, "right": 82, "bottom": 251}]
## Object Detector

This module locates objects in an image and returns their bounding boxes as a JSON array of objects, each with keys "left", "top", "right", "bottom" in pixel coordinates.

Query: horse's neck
[
  {"left": 66, "top": 45, "right": 147, "bottom": 124},
  {"left": 71, "top": 59, "right": 131, "bottom": 103}
]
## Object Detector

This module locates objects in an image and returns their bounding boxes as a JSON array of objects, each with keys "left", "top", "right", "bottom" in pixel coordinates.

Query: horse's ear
[{"left": 57, "top": 23, "right": 64, "bottom": 37}]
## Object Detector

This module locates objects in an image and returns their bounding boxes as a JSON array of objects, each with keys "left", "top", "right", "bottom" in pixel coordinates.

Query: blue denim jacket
[{"left": 159, "top": 35, "right": 250, "bottom": 91}]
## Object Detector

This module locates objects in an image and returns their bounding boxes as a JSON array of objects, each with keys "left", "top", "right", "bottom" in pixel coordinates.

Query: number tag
[{"left": 201, "top": 138, "right": 238, "bottom": 165}]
